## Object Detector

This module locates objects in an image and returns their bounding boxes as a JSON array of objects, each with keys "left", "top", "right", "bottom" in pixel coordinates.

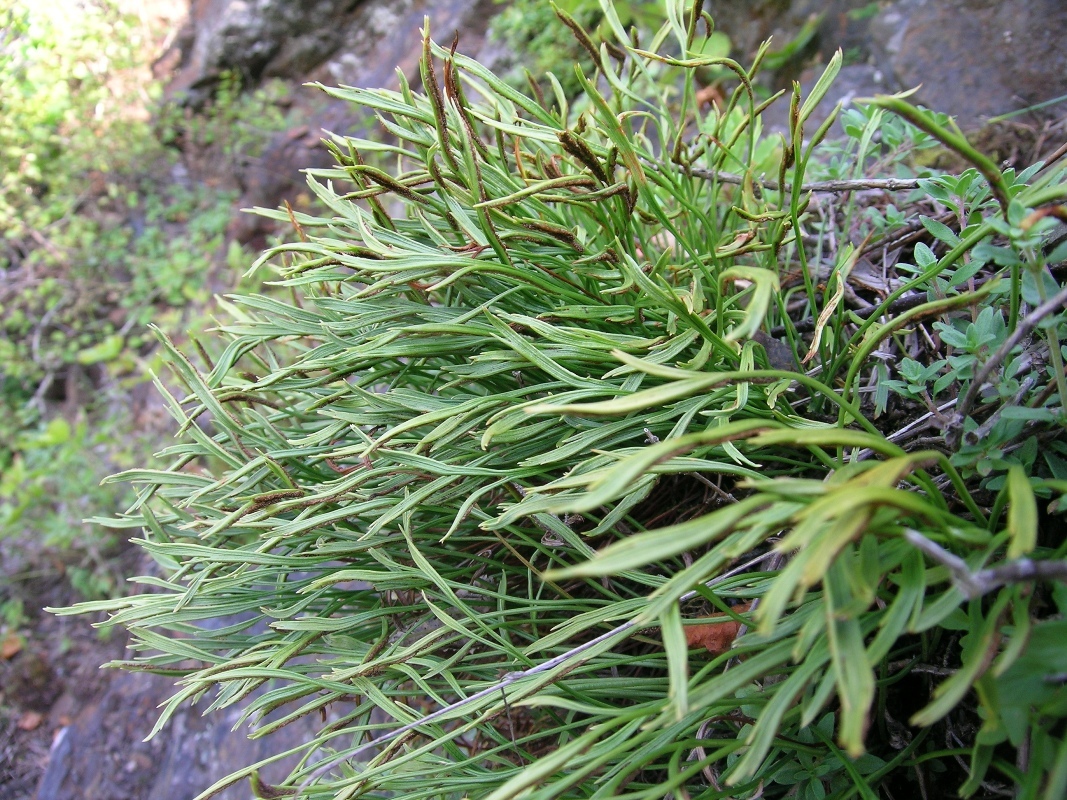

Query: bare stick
[
  {"left": 687, "top": 167, "right": 921, "bottom": 195},
  {"left": 903, "top": 528, "right": 1067, "bottom": 599}
]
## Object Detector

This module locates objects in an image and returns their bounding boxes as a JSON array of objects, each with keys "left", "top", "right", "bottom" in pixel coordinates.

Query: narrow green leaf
[
  {"left": 546, "top": 496, "right": 768, "bottom": 578},
  {"left": 826, "top": 561, "right": 874, "bottom": 756},
  {"left": 1006, "top": 464, "right": 1038, "bottom": 559},
  {"left": 798, "top": 49, "right": 842, "bottom": 124},
  {"left": 661, "top": 604, "right": 689, "bottom": 720},
  {"left": 911, "top": 591, "right": 1012, "bottom": 727}
]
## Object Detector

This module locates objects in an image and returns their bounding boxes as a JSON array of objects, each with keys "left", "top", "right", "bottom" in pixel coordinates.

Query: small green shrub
[
  {"left": 1, "top": 1, "right": 205, "bottom": 401},
  {"left": 65, "top": 2, "right": 1067, "bottom": 799}
]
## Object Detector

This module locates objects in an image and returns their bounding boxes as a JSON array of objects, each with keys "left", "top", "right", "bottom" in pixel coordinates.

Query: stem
[{"left": 903, "top": 528, "right": 1067, "bottom": 599}]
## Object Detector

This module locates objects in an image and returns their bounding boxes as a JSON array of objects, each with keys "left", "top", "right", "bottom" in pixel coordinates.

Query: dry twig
[{"left": 903, "top": 529, "right": 1067, "bottom": 599}]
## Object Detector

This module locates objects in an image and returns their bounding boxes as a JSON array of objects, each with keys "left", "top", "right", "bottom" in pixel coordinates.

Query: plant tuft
[{"left": 61, "top": 3, "right": 1067, "bottom": 798}]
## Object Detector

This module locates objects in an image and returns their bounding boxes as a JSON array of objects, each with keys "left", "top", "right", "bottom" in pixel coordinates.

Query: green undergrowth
[
  {"left": 61, "top": 1, "right": 1067, "bottom": 798},
  {"left": 0, "top": 0, "right": 293, "bottom": 615}
]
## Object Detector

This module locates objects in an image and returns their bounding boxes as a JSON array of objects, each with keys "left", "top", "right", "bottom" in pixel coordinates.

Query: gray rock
[
  {"left": 36, "top": 667, "right": 337, "bottom": 800},
  {"left": 702, "top": 0, "right": 1067, "bottom": 132},
  {"left": 165, "top": 0, "right": 361, "bottom": 103},
  {"left": 164, "top": 0, "right": 499, "bottom": 106},
  {"left": 869, "top": 0, "right": 1067, "bottom": 127}
]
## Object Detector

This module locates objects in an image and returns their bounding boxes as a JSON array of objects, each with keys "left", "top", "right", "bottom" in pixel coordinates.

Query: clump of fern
[{"left": 61, "top": 2, "right": 1067, "bottom": 798}]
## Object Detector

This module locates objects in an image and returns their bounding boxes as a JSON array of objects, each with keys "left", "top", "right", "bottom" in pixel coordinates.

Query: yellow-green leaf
[{"left": 1006, "top": 465, "right": 1037, "bottom": 559}]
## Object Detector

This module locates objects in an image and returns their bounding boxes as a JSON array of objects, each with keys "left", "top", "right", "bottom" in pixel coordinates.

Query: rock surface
[
  {"left": 869, "top": 0, "right": 1067, "bottom": 127},
  {"left": 163, "top": 0, "right": 498, "bottom": 104},
  {"left": 165, "top": 0, "right": 1067, "bottom": 125},
  {"left": 712, "top": 0, "right": 1067, "bottom": 131},
  {"left": 36, "top": 668, "right": 332, "bottom": 800}
]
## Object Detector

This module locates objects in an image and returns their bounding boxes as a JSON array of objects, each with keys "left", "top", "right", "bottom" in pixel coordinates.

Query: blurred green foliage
[{"left": 0, "top": 0, "right": 291, "bottom": 606}]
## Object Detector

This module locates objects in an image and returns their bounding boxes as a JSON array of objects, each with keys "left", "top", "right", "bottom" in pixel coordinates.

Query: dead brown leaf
[
  {"left": 1, "top": 632, "right": 23, "bottom": 660},
  {"left": 695, "top": 83, "right": 725, "bottom": 107},
  {"left": 684, "top": 602, "right": 753, "bottom": 656},
  {"left": 17, "top": 711, "right": 44, "bottom": 731}
]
